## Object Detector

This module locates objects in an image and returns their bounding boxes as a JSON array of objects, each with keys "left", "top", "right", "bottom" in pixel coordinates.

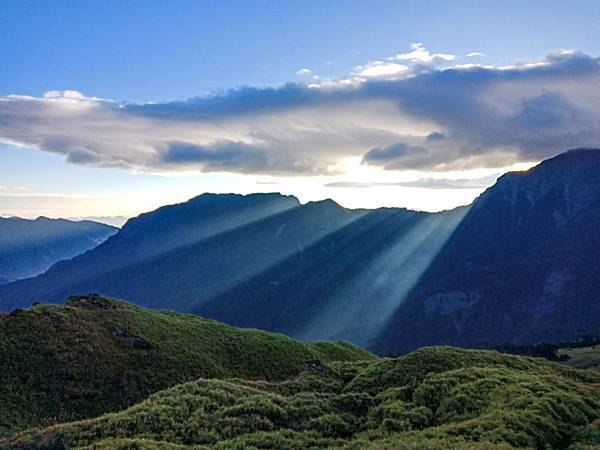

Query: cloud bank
[{"left": 1, "top": 45, "right": 599, "bottom": 176}]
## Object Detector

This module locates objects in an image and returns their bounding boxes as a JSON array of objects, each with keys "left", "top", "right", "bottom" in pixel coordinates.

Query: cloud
[
  {"left": 354, "top": 61, "right": 409, "bottom": 79},
  {"left": 159, "top": 140, "right": 270, "bottom": 172},
  {"left": 1, "top": 49, "right": 600, "bottom": 176},
  {"left": 388, "top": 43, "right": 455, "bottom": 64},
  {"left": 296, "top": 68, "right": 313, "bottom": 76},
  {"left": 325, "top": 175, "right": 499, "bottom": 190},
  {"left": 362, "top": 143, "right": 430, "bottom": 168},
  {"left": 466, "top": 52, "right": 486, "bottom": 58}
]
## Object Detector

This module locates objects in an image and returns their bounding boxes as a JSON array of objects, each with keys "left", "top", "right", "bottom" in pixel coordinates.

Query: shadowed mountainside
[
  {"left": 0, "top": 149, "right": 599, "bottom": 354},
  {"left": 376, "top": 148, "right": 600, "bottom": 354}
]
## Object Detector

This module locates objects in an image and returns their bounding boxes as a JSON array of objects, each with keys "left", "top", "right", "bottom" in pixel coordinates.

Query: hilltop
[{"left": 0, "top": 295, "right": 371, "bottom": 436}]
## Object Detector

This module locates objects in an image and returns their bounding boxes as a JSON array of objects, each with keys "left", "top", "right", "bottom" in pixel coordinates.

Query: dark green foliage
[
  {"left": 0, "top": 295, "right": 372, "bottom": 437},
  {"left": 3, "top": 346, "right": 599, "bottom": 449}
]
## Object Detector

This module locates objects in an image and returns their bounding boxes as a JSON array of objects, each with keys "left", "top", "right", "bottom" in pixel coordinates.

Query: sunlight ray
[{"left": 298, "top": 206, "right": 471, "bottom": 347}]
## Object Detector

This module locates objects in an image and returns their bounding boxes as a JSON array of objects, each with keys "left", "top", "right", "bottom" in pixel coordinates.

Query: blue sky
[{"left": 1, "top": 0, "right": 600, "bottom": 221}]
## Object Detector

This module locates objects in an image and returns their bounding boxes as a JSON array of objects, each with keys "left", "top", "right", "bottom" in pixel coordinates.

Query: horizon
[
  {"left": 4, "top": 145, "right": 585, "bottom": 227},
  {"left": 2, "top": 1, "right": 600, "bottom": 218}
]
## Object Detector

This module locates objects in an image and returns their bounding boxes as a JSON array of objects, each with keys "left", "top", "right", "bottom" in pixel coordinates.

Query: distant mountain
[
  {"left": 0, "top": 192, "right": 322, "bottom": 311},
  {"left": 0, "top": 193, "right": 463, "bottom": 345},
  {"left": 0, "top": 294, "right": 371, "bottom": 436},
  {"left": 0, "top": 149, "right": 599, "bottom": 354},
  {"left": 0, "top": 216, "right": 117, "bottom": 283}
]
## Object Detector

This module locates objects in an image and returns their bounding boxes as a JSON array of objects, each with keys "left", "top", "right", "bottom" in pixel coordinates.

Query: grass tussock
[
  {"left": 2, "top": 346, "right": 599, "bottom": 449},
  {"left": 0, "top": 295, "right": 372, "bottom": 436}
]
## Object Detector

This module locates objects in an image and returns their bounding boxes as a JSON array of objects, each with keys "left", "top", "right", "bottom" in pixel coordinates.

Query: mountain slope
[
  {"left": 0, "top": 294, "right": 372, "bottom": 436},
  {"left": 196, "top": 206, "right": 468, "bottom": 348},
  {"left": 0, "top": 216, "right": 117, "bottom": 282},
  {"left": 3, "top": 347, "right": 599, "bottom": 449},
  {"left": 0, "top": 193, "right": 354, "bottom": 311},
  {"left": 376, "top": 148, "right": 600, "bottom": 354},
  {"left": 0, "top": 149, "right": 599, "bottom": 354},
  {"left": 0, "top": 194, "right": 459, "bottom": 349}
]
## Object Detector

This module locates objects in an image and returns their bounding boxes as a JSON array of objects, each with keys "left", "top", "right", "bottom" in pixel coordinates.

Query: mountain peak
[
  {"left": 189, "top": 191, "right": 300, "bottom": 203},
  {"left": 531, "top": 147, "right": 600, "bottom": 173},
  {"left": 475, "top": 148, "right": 600, "bottom": 213}
]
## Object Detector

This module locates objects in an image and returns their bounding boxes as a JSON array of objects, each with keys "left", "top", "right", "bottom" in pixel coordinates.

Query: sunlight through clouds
[{"left": 1, "top": 44, "right": 599, "bottom": 212}]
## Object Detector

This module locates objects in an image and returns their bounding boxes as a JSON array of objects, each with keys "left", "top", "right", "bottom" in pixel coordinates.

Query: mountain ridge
[
  {"left": 375, "top": 148, "right": 600, "bottom": 353},
  {"left": 0, "top": 149, "right": 598, "bottom": 355},
  {"left": 0, "top": 216, "right": 117, "bottom": 283}
]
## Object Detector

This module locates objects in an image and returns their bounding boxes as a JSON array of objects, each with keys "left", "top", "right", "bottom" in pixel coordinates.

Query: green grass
[
  {"left": 558, "top": 345, "right": 600, "bottom": 371},
  {"left": 3, "top": 347, "right": 599, "bottom": 449},
  {"left": 0, "top": 295, "right": 372, "bottom": 437}
]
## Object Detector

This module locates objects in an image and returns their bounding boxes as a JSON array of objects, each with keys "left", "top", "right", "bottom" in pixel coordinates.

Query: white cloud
[
  {"left": 466, "top": 51, "right": 486, "bottom": 57},
  {"left": 354, "top": 61, "right": 409, "bottom": 78},
  {"left": 388, "top": 43, "right": 455, "bottom": 64},
  {"left": 296, "top": 68, "right": 313, "bottom": 76}
]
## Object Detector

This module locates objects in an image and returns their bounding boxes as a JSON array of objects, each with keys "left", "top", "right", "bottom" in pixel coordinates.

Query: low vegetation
[
  {"left": 3, "top": 347, "right": 599, "bottom": 449},
  {"left": 0, "top": 295, "right": 372, "bottom": 436}
]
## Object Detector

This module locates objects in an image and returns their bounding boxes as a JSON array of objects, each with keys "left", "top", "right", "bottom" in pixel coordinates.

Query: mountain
[
  {"left": 0, "top": 149, "right": 599, "bottom": 354},
  {"left": 3, "top": 346, "right": 599, "bottom": 449},
  {"left": 375, "top": 148, "right": 600, "bottom": 354},
  {"left": 0, "top": 294, "right": 371, "bottom": 437},
  {"left": 0, "top": 193, "right": 465, "bottom": 348},
  {"left": 0, "top": 216, "right": 117, "bottom": 283},
  {"left": 0, "top": 193, "right": 438, "bottom": 320}
]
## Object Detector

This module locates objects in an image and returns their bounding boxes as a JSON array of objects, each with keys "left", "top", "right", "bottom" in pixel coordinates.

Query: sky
[{"left": 1, "top": 0, "right": 600, "bottom": 223}]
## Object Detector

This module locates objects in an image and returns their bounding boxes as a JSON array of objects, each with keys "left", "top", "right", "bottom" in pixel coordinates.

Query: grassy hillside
[
  {"left": 3, "top": 347, "right": 599, "bottom": 449},
  {"left": 0, "top": 295, "right": 372, "bottom": 437}
]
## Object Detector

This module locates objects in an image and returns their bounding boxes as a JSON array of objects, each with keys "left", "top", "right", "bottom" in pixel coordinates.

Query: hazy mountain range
[
  {"left": 0, "top": 149, "right": 598, "bottom": 355},
  {"left": 0, "top": 217, "right": 117, "bottom": 284}
]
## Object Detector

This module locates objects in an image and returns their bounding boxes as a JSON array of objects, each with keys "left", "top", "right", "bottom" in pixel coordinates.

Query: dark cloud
[
  {"left": 362, "top": 143, "right": 433, "bottom": 170},
  {"left": 160, "top": 141, "right": 268, "bottom": 172},
  {"left": 426, "top": 132, "right": 446, "bottom": 142},
  {"left": 158, "top": 140, "right": 319, "bottom": 174},
  {"left": 66, "top": 148, "right": 102, "bottom": 165},
  {"left": 124, "top": 83, "right": 335, "bottom": 120}
]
